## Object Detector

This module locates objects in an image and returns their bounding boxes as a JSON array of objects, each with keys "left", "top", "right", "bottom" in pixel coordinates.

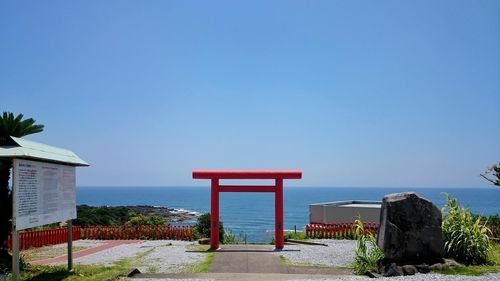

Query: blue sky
[{"left": 1, "top": 1, "right": 499, "bottom": 187}]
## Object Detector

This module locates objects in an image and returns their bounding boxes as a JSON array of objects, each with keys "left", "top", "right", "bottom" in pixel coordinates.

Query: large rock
[{"left": 377, "top": 192, "right": 444, "bottom": 265}]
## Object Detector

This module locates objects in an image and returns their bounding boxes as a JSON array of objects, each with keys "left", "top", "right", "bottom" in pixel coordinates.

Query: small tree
[
  {"left": 480, "top": 163, "right": 500, "bottom": 187},
  {"left": 0, "top": 112, "right": 44, "bottom": 247},
  {"left": 193, "top": 213, "right": 225, "bottom": 243}
]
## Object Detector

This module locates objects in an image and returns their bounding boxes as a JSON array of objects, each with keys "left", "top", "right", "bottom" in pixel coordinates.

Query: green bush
[
  {"left": 193, "top": 213, "right": 225, "bottom": 243},
  {"left": 442, "top": 194, "right": 492, "bottom": 265},
  {"left": 222, "top": 228, "right": 241, "bottom": 244},
  {"left": 125, "top": 214, "right": 167, "bottom": 226},
  {"left": 284, "top": 231, "right": 308, "bottom": 241},
  {"left": 474, "top": 214, "right": 500, "bottom": 239},
  {"left": 351, "top": 219, "right": 384, "bottom": 275},
  {"left": 74, "top": 205, "right": 135, "bottom": 226}
]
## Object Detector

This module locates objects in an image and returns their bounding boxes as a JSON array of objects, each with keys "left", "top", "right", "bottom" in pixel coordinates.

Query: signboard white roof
[{"left": 0, "top": 136, "right": 88, "bottom": 166}]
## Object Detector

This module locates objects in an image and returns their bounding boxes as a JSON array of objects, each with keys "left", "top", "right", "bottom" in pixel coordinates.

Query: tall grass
[
  {"left": 351, "top": 219, "right": 384, "bottom": 275},
  {"left": 442, "top": 194, "right": 492, "bottom": 265}
]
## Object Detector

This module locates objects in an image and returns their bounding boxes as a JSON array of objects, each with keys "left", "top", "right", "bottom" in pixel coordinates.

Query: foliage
[
  {"left": 125, "top": 214, "right": 167, "bottom": 226},
  {"left": 193, "top": 213, "right": 225, "bottom": 243},
  {"left": 222, "top": 228, "right": 241, "bottom": 244},
  {"left": 481, "top": 163, "right": 500, "bottom": 186},
  {"left": 0, "top": 249, "right": 28, "bottom": 276},
  {"left": 0, "top": 112, "right": 45, "bottom": 144},
  {"left": 73, "top": 205, "right": 136, "bottom": 226},
  {"left": 11, "top": 245, "right": 157, "bottom": 280},
  {"left": 0, "top": 249, "right": 11, "bottom": 275},
  {"left": 17, "top": 259, "right": 133, "bottom": 281},
  {"left": 433, "top": 242, "right": 500, "bottom": 276},
  {"left": 351, "top": 219, "right": 384, "bottom": 275},
  {"left": 284, "top": 231, "right": 308, "bottom": 241},
  {"left": 0, "top": 112, "right": 44, "bottom": 246},
  {"left": 474, "top": 214, "right": 500, "bottom": 239},
  {"left": 442, "top": 194, "right": 492, "bottom": 265}
]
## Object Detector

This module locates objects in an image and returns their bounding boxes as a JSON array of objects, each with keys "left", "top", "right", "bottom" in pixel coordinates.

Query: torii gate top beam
[{"left": 192, "top": 170, "right": 302, "bottom": 180}]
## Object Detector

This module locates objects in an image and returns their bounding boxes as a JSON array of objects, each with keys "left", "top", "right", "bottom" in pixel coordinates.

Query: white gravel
[
  {"left": 135, "top": 241, "right": 205, "bottom": 273},
  {"left": 276, "top": 239, "right": 500, "bottom": 281},
  {"left": 52, "top": 239, "right": 106, "bottom": 249},
  {"left": 291, "top": 272, "right": 500, "bottom": 281},
  {"left": 122, "top": 279, "right": 213, "bottom": 281},
  {"left": 67, "top": 240, "right": 204, "bottom": 273},
  {"left": 43, "top": 239, "right": 500, "bottom": 280},
  {"left": 276, "top": 239, "right": 357, "bottom": 267}
]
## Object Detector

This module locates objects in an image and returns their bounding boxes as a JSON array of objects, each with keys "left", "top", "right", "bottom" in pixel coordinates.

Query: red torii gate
[{"left": 192, "top": 170, "right": 302, "bottom": 250}]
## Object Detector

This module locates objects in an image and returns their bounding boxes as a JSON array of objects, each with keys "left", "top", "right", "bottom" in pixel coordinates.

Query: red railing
[
  {"left": 82, "top": 225, "right": 193, "bottom": 241},
  {"left": 2, "top": 225, "right": 193, "bottom": 250},
  {"left": 306, "top": 222, "right": 379, "bottom": 239},
  {"left": 3, "top": 226, "right": 81, "bottom": 250}
]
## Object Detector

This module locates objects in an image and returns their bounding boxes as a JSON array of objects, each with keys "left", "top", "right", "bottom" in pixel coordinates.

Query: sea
[{"left": 76, "top": 186, "right": 500, "bottom": 243}]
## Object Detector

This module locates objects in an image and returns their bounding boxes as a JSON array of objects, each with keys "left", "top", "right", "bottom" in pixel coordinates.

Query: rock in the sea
[{"left": 377, "top": 192, "right": 444, "bottom": 265}]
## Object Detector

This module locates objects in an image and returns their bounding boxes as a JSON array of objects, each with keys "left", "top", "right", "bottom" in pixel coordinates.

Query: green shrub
[
  {"left": 474, "top": 214, "right": 500, "bottom": 239},
  {"left": 74, "top": 205, "right": 135, "bottom": 226},
  {"left": 351, "top": 219, "right": 384, "bottom": 275},
  {"left": 284, "top": 231, "right": 308, "bottom": 241},
  {"left": 222, "top": 228, "right": 241, "bottom": 244},
  {"left": 125, "top": 214, "right": 167, "bottom": 226},
  {"left": 442, "top": 194, "right": 492, "bottom": 265},
  {"left": 193, "top": 213, "right": 225, "bottom": 243}
]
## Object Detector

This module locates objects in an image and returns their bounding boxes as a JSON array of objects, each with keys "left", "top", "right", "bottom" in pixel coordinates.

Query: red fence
[
  {"left": 3, "top": 225, "right": 193, "bottom": 250},
  {"left": 3, "top": 226, "right": 81, "bottom": 251},
  {"left": 82, "top": 225, "right": 193, "bottom": 241},
  {"left": 306, "top": 222, "right": 379, "bottom": 239}
]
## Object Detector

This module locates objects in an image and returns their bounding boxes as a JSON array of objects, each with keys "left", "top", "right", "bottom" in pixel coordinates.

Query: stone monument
[{"left": 377, "top": 192, "right": 444, "bottom": 267}]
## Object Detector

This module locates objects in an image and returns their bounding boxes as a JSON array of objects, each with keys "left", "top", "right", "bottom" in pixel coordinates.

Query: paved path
[
  {"left": 32, "top": 240, "right": 141, "bottom": 265},
  {"left": 209, "top": 245, "right": 287, "bottom": 274},
  {"left": 133, "top": 244, "right": 350, "bottom": 280},
  {"left": 133, "top": 272, "right": 355, "bottom": 281}
]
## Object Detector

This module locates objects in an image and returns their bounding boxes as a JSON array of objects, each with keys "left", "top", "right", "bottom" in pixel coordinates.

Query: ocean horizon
[{"left": 77, "top": 186, "right": 500, "bottom": 242}]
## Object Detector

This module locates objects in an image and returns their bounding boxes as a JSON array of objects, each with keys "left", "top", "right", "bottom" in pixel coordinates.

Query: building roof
[{"left": 0, "top": 136, "right": 89, "bottom": 166}]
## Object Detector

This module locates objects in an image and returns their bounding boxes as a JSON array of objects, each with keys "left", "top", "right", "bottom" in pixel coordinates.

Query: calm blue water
[{"left": 76, "top": 186, "right": 500, "bottom": 242}]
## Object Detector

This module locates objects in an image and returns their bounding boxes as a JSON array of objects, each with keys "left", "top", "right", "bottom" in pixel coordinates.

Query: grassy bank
[
  {"left": 435, "top": 242, "right": 500, "bottom": 276},
  {"left": 1, "top": 244, "right": 215, "bottom": 280}
]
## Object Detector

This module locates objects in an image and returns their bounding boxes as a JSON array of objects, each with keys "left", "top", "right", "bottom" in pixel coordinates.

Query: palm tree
[{"left": 0, "top": 112, "right": 44, "bottom": 247}]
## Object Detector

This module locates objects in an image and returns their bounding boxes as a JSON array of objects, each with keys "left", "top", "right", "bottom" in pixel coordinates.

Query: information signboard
[{"left": 13, "top": 159, "right": 76, "bottom": 230}]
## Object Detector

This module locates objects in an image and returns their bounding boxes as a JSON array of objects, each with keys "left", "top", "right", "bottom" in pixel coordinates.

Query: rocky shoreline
[{"left": 125, "top": 205, "right": 200, "bottom": 222}]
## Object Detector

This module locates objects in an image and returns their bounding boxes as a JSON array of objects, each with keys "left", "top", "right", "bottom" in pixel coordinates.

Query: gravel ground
[
  {"left": 23, "top": 240, "right": 106, "bottom": 262},
  {"left": 122, "top": 279, "right": 213, "bottom": 281},
  {"left": 275, "top": 239, "right": 357, "bottom": 267},
  {"left": 291, "top": 272, "right": 500, "bottom": 281},
  {"left": 119, "top": 273, "right": 500, "bottom": 281},
  {"left": 72, "top": 240, "right": 204, "bottom": 273},
  {"left": 54, "top": 239, "right": 107, "bottom": 248},
  {"left": 135, "top": 241, "right": 205, "bottom": 273},
  {"left": 275, "top": 240, "right": 500, "bottom": 280}
]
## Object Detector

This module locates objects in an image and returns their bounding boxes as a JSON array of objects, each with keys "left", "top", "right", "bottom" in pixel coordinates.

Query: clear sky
[{"left": 1, "top": 1, "right": 499, "bottom": 187}]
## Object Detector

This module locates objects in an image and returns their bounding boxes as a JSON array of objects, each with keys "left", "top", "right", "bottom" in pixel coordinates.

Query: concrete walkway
[
  {"left": 133, "top": 272, "right": 355, "bottom": 281},
  {"left": 209, "top": 245, "right": 287, "bottom": 274},
  {"left": 133, "top": 244, "right": 351, "bottom": 280}
]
